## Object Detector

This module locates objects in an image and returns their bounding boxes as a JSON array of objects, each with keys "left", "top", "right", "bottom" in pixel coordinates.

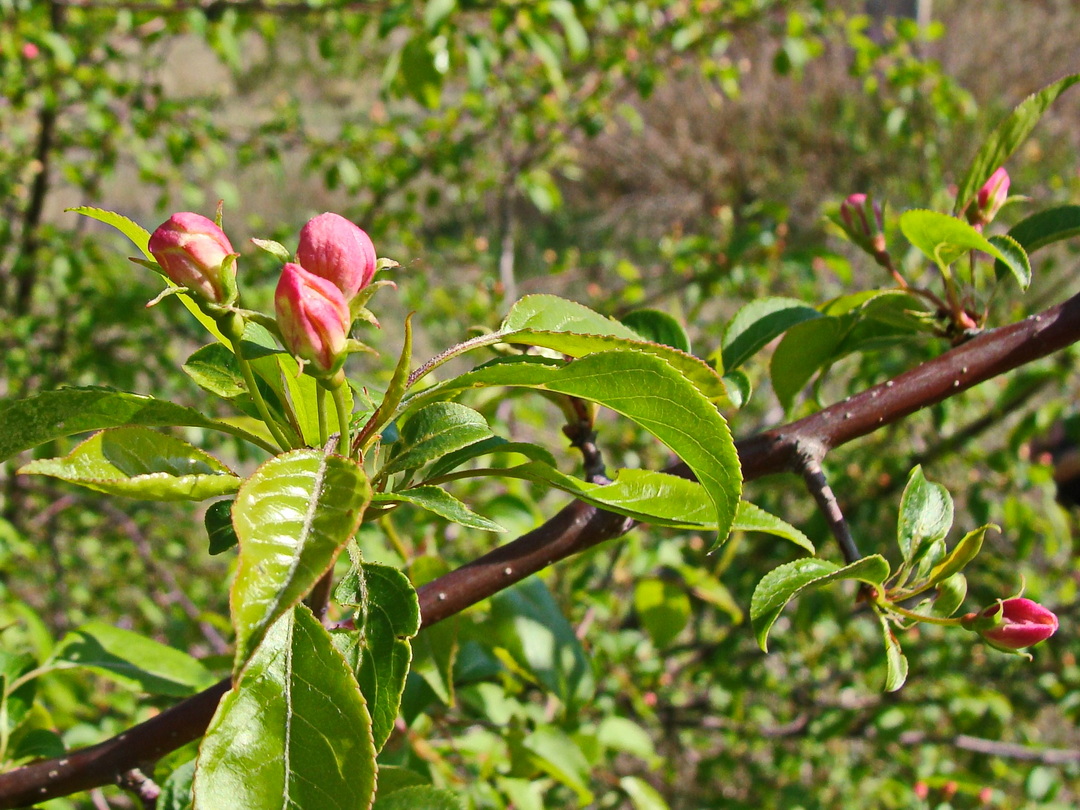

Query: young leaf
[
  {"left": 230, "top": 450, "right": 370, "bottom": 671},
  {"left": 873, "top": 607, "right": 909, "bottom": 693},
  {"left": 19, "top": 427, "right": 239, "bottom": 502},
  {"left": 379, "top": 402, "right": 492, "bottom": 477},
  {"left": 358, "top": 314, "right": 413, "bottom": 448},
  {"left": 897, "top": 466, "right": 953, "bottom": 566},
  {"left": 0, "top": 388, "right": 270, "bottom": 462},
  {"left": 620, "top": 309, "right": 692, "bottom": 353},
  {"left": 194, "top": 604, "right": 377, "bottom": 810},
  {"left": 987, "top": 234, "right": 1031, "bottom": 290},
  {"left": 751, "top": 555, "right": 890, "bottom": 651},
  {"left": 402, "top": 351, "right": 742, "bottom": 544},
  {"left": 899, "top": 209, "right": 1012, "bottom": 273},
  {"left": 721, "top": 297, "right": 821, "bottom": 372},
  {"left": 333, "top": 562, "right": 420, "bottom": 752},
  {"left": 953, "top": 73, "right": 1080, "bottom": 215},
  {"left": 372, "top": 487, "right": 506, "bottom": 532},
  {"left": 927, "top": 524, "right": 995, "bottom": 586},
  {"left": 51, "top": 623, "right": 216, "bottom": 697},
  {"left": 931, "top": 572, "right": 968, "bottom": 618}
]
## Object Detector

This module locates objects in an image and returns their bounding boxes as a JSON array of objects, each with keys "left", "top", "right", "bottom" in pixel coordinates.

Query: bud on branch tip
[
  {"left": 966, "top": 167, "right": 1010, "bottom": 229},
  {"left": 148, "top": 212, "right": 237, "bottom": 304},
  {"left": 296, "top": 212, "right": 377, "bottom": 301},
  {"left": 961, "top": 596, "right": 1058, "bottom": 653},
  {"left": 274, "top": 262, "right": 351, "bottom": 374}
]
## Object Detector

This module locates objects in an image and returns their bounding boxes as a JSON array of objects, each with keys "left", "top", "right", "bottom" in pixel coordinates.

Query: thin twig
[{"left": 792, "top": 440, "right": 861, "bottom": 564}]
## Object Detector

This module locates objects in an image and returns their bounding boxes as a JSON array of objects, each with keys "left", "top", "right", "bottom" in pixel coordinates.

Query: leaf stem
[
  {"left": 330, "top": 381, "right": 352, "bottom": 456},
  {"left": 878, "top": 600, "right": 963, "bottom": 627},
  {"left": 317, "top": 385, "right": 329, "bottom": 447},
  {"left": 231, "top": 340, "right": 292, "bottom": 452}
]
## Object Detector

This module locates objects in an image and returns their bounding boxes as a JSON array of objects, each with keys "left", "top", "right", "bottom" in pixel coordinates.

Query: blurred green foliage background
[{"left": 2, "top": 1, "right": 1080, "bottom": 807}]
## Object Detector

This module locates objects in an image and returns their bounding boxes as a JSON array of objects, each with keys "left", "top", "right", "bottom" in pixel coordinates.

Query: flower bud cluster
[{"left": 838, "top": 193, "right": 888, "bottom": 264}]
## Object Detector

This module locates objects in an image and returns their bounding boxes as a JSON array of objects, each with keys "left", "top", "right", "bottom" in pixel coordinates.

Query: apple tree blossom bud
[
  {"left": 148, "top": 212, "right": 237, "bottom": 304},
  {"left": 839, "top": 193, "right": 886, "bottom": 256},
  {"left": 296, "top": 212, "right": 377, "bottom": 301},
  {"left": 965, "top": 167, "right": 1009, "bottom": 229},
  {"left": 274, "top": 262, "right": 351, "bottom": 374},
  {"left": 961, "top": 597, "right": 1058, "bottom": 652}
]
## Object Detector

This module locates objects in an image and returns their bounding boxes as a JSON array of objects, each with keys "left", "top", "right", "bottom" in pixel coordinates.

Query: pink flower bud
[
  {"left": 839, "top": 193, "right": 886, "bottom": 255},
  {"left": 966, "top": 167, "right": 1010, "bottom": 228},
  {"left": 961, "top": 597, "right": 1058, "bottom": 651},
  {"left": 296, "top": 213, "right": 376, "bottom": 301},
  {"left": 274, "top": 262, "right": 351, "bottom": 373},
  {"left": 148, "top": 213, "right": 237, "bottom": 304},
  {"left": 22, "top": 43, "right": 39, "bottom": 60}
]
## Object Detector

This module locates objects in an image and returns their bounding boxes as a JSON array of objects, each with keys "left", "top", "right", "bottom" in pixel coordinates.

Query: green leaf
[
  {"left": 399, "top": 36, "right": 443, "bottom": 109},
  {"left": 66, "top": 206, "right": 151, "bottom": 258},
  {"left": 751, "top": 555, "right": 891, "bottom": 651},
  {"left": 194, "top": 605, "right": 376, "bottom": 810},
  {"left": 19, "top": 427, "right": 239, "bottom": 501},
  {"left": 927, "top": 524, "right": 994, "bottom": 586},
  {"left": 372, "top": 487, "right": 505, "bottom": 532},
  {"left": 634, "top": 578, "right": 691, "bottom": 649},
  {"left": 250, "top": 237, "right": 291, "bottom": 263},
  {"left": 548, "top": 0, "right": 589, "bottom": 58},
  {"left": 520, "top": 727, "right": 593, "bottom": 805},
  {"left": 230, "top": 450, "right": 370, "bottom": 671},
  {"left": 770, "top": 316, "right": 847, "bottom": 412},
  {"left": 404, "top": 351, "right": 741, "bottom": 544},
  {"left": 873, "top": 607, "right": 909, "bottom": 693},
  {"left": 51, "top": 623, "right": 216, "bottom": 697},
  {"left": 620, "top": 776, "right": 671, "bottom": 810},
  {"left": 183, "top": 343, "right": 289, "bottom": 426},
  {"left": 722, "top": 370, "right": 752, "bottom": 409},
  {"left": 620, "top": 309, "right": 691, "bottom": 353},
  {"left": 380, "top": 402, "right": 492, "bottom": 477},
  {"left": 953, "top": 73, "right": 1080, "bottom": 215},
  {"left": 995, "top": 204, "right": 1080, "bottom": 280},
  {"left": 490, "top": 578, "right": 595, "bottom": 711},
  {"left": 372, "top": 767, "right": 429, "bottom": 796},
  {"left": 359, "top": 314, "right": 413, "bottom": 447},
  {"left": 721, "top": 297, "right": 821, "bottom": 371},
  {"left": 499, "top": 295, "right": 728, "bottom": 404},
  {"left": 0, "top": 652, "right": 38, "bottom": 741},
  {"left": 374, "top": 786, "right": 464, "bottom": 810},
  {"left": 333, "top": 562, "right": 420, "bottom": 752},
  {"left": 426, "top": 436, "right": 557, "bottom": 479},
  {"left": 423, "top": 0, "right": 456, "bottom": 31},
  {"left": 899, "top": 209, "right": 1011, "bottom": 273},
  {"left": 931, "top": 572, "right": 968, "bottom": 618},
  {"left": 0, "top": 388, "right": 269, "bottom": 462},
  {"left": 204, "top": 499, "right": 238, "bottom": 555},
  {"left": 987, "top": 234, "right": 1031, "bottom": 290},
  {"left": 897, "top": 465, "right": 953, "bottom": 567},
  {"left": 158, "top": 759, "right": 195, "bottom": 810},
  {"left": 733, "top": 501, "right": 815, "bottom": 554}
]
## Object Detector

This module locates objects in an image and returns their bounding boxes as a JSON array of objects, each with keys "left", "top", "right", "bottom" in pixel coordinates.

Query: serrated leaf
[
  {"left": 927, "top": 524, "right": 994, "bottom": 586},
  {"left": 51, "top": 623, "right": 216, "bottom": 697},
  {"left": 987, "top": 234, "right": 1031, "bottom": 290},
  {"left": 230, "top": 450, "right": 370, "bottom": 671},
  {"left": 770, "top": 316, "right": 848, "bottom": 412},
  {"left": 333, "top": 562, "right": 420, "bottom": 752},
  {"left": 184, "top": 343, "right": 290, "bottom": 426},
  {"left": 0, "top": 388, "right": 268, "bottom": 462},
  {"left": 873, "top": 607, "right": 908, "bottom": 693},
  {"left": 374, "top": 785, "right": 464, "bottom": 810},
  {"left": 66, "top": 206, "right": 151, "bottom": 258},
  {"left": 953, "top": 73, "right": 1080, "bottom": 215},
  {"left": 490, "top": 578, "right": 594, "bottom": 711},
  {"left": 426, "top": 436, "right": 557, "bottom": 479},
  {"left": 897, "top": 465, "right": 953, "bottom": 566},
  {"left": 372, "top": 487, "right": 505, "bottom": 532},
  {"left": 995, "top": 204, "right": 1080, "bottom": 282},
  {"left": 499, "top": 295, "right": 728, "bottom": 404},
  {"left": 899, "top": 209, "right": 1011, "bottom": 273},
  {"left": 634, "top": 578, "right": 690, "bottom": 649},
  {"left": 733, "top": 501, "right": 815, "bottom": 554},
  {"left": 402, "top": 351, "right": 741, "bottom": 544},
  {"left": 721, "top": 297, "right": 821, "bottom": 371},
  {"left": 380, "top": 402, "right": 492, "bottom": 477},
  {"left": 620, "top": 309, "right": 691, "bottom": 353},
  {"left": 751, "top": 555, "right": 890, "bottom": 651},
  {"left": 19, "top": 427, "right": 239, "bottom": 501},
  {"left": 194, "top": 604, "right": 376, "bottom": 810}
]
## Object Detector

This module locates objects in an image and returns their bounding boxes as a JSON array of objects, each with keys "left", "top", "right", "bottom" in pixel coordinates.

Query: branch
[{"left": 2, "top": 290, "right": 1080, "bottom": 807}]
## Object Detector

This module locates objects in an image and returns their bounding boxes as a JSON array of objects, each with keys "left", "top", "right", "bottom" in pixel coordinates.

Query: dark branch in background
[{"left": 2, "top": 290, "right": 1080, "bottom": 807}]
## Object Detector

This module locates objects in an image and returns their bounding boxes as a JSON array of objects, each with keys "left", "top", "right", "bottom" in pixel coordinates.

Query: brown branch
[{"left": 2, "top": 290, "right": 1080, "bottom": 807}]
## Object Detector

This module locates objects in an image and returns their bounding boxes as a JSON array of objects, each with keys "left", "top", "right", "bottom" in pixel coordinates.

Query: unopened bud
[
  {"left": 148, "top": 213, "right": 237, "bottom": 304},
  {"left": 966, "top": 167, "right": 1010, "bottom": 229},
  {"left": 296, "top": 212, "right": 377, "bottom": 301},
  {"left": 839, "top": 193, "right": 886, "bottom": 257},
  {"left": 274, "top": 262, "right": 351, "bottom": 374},
  {"left": 961, "top": 596, "right": 1058, "bottom": 652}
]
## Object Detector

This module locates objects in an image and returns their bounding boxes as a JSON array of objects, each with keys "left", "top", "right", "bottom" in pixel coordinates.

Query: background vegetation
[{"left": 2, "top": 1, "right": 1080, "bottom": 807}]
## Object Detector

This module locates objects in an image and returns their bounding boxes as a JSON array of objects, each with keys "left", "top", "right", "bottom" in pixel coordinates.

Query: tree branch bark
[{"left": 2, "top": 290, "right": 1079, "bottom": 807}]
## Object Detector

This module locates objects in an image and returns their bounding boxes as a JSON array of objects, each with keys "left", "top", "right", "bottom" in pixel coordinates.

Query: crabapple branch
[{"left": 1, "top": 286, "right": 1079, "bottom": 808}]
